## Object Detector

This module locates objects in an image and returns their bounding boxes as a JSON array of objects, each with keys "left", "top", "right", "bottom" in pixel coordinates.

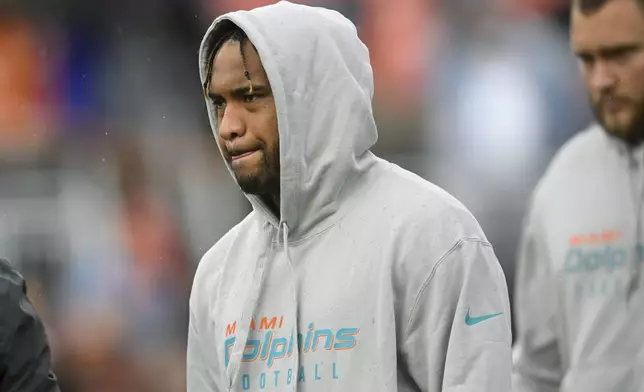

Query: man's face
[
  {"left": 207, "top": 39, "right": 280, "bottom": 195},
  {"left": 571, "top": 0, "right": 644, "bottom": 144}
]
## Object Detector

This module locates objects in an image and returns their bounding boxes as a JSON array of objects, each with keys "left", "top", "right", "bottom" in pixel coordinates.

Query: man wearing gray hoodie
[
  {"left": 512, "top": 0, "right": 644, "bottom": 391},
  {"left": 188, "top": 2, "right": 512, "bottom": 391}
]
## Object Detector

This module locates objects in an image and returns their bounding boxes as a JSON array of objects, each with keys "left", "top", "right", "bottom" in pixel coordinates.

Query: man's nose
[
  {"left": 218, "top": 105, "right": 246, "bottom": 141},
  {"left": 588, "top": 61, "right": 617, "bottom": 93}
]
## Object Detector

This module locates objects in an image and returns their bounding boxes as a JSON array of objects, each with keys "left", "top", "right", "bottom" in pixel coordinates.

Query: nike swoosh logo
[{"left": 465, "top": 309, "right": 503, "bottom": 326}]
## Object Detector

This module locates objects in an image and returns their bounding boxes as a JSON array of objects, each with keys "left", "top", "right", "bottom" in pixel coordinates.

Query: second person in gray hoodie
[{"left": 512, "top": 0, "right": 644, "bottom": 390}]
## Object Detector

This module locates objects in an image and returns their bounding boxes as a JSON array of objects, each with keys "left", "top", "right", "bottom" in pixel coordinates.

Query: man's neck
[{"left": 261, "top": 193, "right": 280, "bottom": 219}]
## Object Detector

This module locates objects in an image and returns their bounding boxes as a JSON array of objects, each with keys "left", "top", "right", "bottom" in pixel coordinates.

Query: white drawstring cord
[{"left": 280, "top": 222, "right": 300, "bottom": 391}]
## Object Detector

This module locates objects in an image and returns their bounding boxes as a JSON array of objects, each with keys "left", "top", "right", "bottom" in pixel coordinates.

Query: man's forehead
[
  {"left": 571, "top": 1, "right": 644, "bottom": 48},
  {"left": 212, "top": 41, "right": 244, "bottom": 66},
  {"left": 209, "top": 40, "right": 267, "bottom": 89}
]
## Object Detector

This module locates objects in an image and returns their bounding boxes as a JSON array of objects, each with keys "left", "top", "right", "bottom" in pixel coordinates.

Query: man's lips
[
  {"left": 231, "top": 150, "right": 259, "bottom": 161},
  {"left": 599, "top": 97, "right": 629, "bottom": 113}
]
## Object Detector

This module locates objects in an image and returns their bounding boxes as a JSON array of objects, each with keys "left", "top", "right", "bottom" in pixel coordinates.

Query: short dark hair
[
  {"left": 574, "top": 0, "right": 644, "bottom": 15},
  {"left": 203, "top": 22, "right": 255, "bottom": 96}
]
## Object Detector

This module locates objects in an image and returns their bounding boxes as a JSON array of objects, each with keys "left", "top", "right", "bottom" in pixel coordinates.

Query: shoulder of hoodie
[
  {"left": 191, "top": 211, "right": 259, "bottom": 303},
  {"left": 366, "top": 161, "right": 499, "bottom": 299},
  {"left": 373, "top": 160, "right": 490, "bottom": 250},
  {"left": 0, "top": 258, "right": 29, "bottom": 332},
  {"left": 530, "top": 123, "right": 606, "bottom": 215},
  {"left": 0, "top": 257, "right": 25, "bottom": 297}
]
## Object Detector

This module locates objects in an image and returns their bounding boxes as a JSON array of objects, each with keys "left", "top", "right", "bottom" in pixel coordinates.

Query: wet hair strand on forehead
[{"left": 203, "top": 22, "right": 255, "bottom": 97}]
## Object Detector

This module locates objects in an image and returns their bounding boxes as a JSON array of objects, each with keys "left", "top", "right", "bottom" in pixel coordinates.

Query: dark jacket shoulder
[{"left": 0, "top": 259, "right": 60, "bottom": 392}]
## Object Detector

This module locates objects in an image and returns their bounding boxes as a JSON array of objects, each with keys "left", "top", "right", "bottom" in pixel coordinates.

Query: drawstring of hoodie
[
  {"left": 627, "top": 147, "right": 644, "bottom": 302},
  {"left": 278, "top": 221, "right": 301, "bottom": 391},
  {"left": 226, "top": 227, "right": 272, "bottom": 391},
  {"left": 226, "top": 221, "right": 300, "bottom": 391}
]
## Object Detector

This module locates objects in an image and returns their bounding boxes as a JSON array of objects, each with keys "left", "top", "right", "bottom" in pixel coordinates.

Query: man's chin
[
  {"left": 597, "top": 106, "right": 644, "bottom": 144},
  {"left": 603, "top": 123, "right": 628, "bottom": 138},
  {"left": 602, "top": 123, "right": 644, "bottom": 145},
  {"left": 236, "top": 174, "right": 261, "bottom": 194}
]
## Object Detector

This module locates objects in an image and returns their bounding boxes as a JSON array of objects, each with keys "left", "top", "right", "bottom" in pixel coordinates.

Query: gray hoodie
[
  {"left": 189, "top": 2, "right": 512, "bottom": 391},
  {"left": 512, "top": 124, "right": 644, "bottom": 391}
]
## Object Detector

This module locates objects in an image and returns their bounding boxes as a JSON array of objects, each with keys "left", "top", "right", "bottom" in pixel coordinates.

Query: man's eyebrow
[
  {"left": 230, "top": 84, "right": 270, "bottom": 96},
  {"left": 206, "top": 84, "right": 271, "bottom": 100},
  {"left": 574, "top": 43, "right": 642, "bottom": 57},
  {"left": 206, "top": 90, "right": 222, "bottom": 101},
  {"left": 599, "top": 43, "right": 641, "bottom": 55}
]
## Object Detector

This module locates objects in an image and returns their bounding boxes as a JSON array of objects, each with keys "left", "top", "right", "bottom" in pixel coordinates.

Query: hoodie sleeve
[
  {"left": 512, "top": 204, "right": 563, "bottom": 392},
  {"left": 399, "top": 238, "right": 513, "bottom": 392},
  {"left": 0, "top": 259, "right": 60, "bottom": 392}
]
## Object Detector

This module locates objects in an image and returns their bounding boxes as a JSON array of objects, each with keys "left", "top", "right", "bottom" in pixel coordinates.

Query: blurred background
[{"left": 0, "top": 0, "right": 593, "bottom": 390}]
